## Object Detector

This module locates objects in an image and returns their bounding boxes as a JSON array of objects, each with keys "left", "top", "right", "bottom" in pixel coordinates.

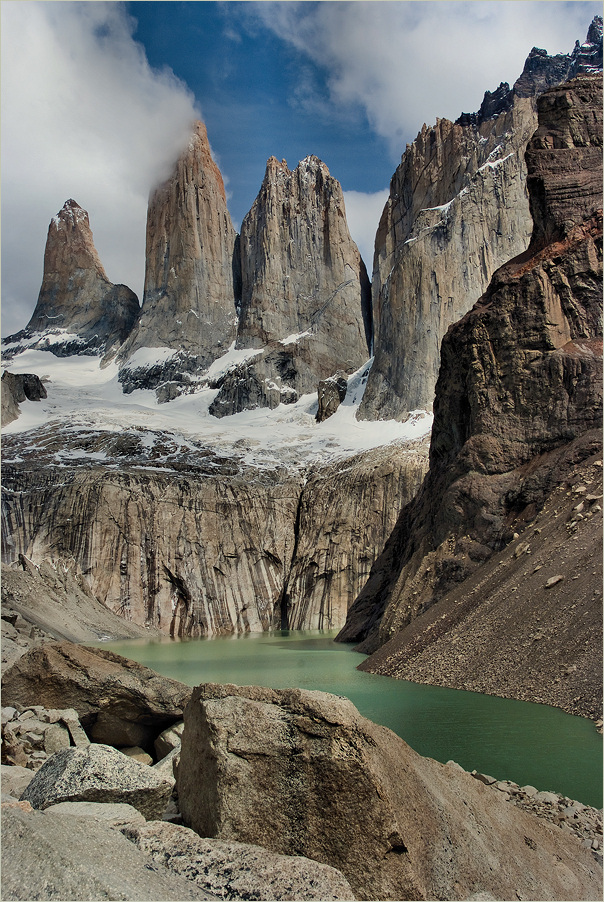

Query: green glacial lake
[{"left": 104, "top": 629, "right": 603, "bottom": 809}]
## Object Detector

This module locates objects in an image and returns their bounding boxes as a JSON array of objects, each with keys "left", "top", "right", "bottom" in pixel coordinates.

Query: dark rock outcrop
[
  {"left": 177, "top": 683, "right": 602, "bottom": 901},
  {"left": 358, "top": 21, "right": 602, "bottom": 423},
  {"left": 1, "top": 372, "right": 46, "bottom": 427},
  {"left": 2, "top": 200, "right": 139, "bottom": 359},
  {"left": 316, "top": 373, "right": 348, "bottom": 422},
  {"left": 338, "top": 74, "right": 602, "bottom": 691},
  {"left": 118, "top": 121, "right": 239, "bottom": 395},
  {"left": 209, "top": 155, "right": 370, "bottom": 417}
]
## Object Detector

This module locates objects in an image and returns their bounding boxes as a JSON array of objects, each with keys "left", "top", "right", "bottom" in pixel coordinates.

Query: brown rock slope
[
  {"left": 358, "top": 20, "right": 602, "bottom": 422},
  {"left": 2, "top": 200, "right": 139, "bottom": 358},
  {"left": 177, "top": 683, "right": 602, "bottom": 901},
  {"left": 337, "top": 74, "right": 603, "bottom": 718},
  {"left": 209, "top": 155, "right": 371, "bottom": 417},
  {"left": 118, "top": 121, "right": 239, "bottom": 396}
]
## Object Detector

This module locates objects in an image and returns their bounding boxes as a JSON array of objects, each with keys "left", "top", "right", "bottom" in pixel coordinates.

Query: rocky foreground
[{"left": 1, "top": 641, "right": 602, "bottom": 901}]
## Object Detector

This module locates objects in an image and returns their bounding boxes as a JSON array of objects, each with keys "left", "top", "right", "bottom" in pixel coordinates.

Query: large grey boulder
[
  {"left": 124, "top": 819, "right": 355, "bottom": 901},
  {"left": 21, "top": 744, "right": 173, "bottom": 820},
  {"left": 177, "top": 683, "right": 602, "bottom": 901},
  {"left": 1, "top": 805, "right": 217, "bottom": 900}
]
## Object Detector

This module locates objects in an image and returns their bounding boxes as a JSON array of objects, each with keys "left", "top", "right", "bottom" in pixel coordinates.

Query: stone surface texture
[
  {"left": 338, "top": 75, "right": 602, "bottom": 713},
  {"left": 124, "top": 820, "right": 355, "bottom": 901},
  {"left": 118, "top": 121, "right": 239, "bottom": 394},
  {"left": 1, "top": 763, "right": 34, "bottom": 797},
  {"left": 1, "top": 806, "right": 216, "bottom": 900},
  {"left": 20, "top": 743, "right": 173, "bottom": 819},
  {"left": 208, "top": 155, "right": 370, "bottom": 416},
  {"left": 44, "top": 800, "right": 146, "bottom": 827},
  {"left": 2, "top": 200, "right": 139, "bottom": 359},
  {"left": 358, "top": 22, "right": 602, "bottom": 423},
  {"left": 1, "top": 642, "right": 191, "bottom": 749},
  {"left": 177, "top": 683, "right": 602, "bottom": 901},
  {"left": 2, "top": 432, "right": 427, "bottom": 635}
]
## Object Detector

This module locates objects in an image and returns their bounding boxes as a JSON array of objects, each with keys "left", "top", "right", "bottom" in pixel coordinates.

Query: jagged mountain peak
[{"left": 2, "top": 199, "right": 139, "bottom": 359}]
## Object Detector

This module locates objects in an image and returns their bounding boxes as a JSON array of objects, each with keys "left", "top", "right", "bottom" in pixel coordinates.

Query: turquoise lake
[{"left": 104, "top": 629, "right": 603, "bottom": 809}]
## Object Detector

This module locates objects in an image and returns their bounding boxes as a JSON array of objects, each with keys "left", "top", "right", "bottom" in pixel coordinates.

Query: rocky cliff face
[
  {"left": 209, "top": 155, "right": 370, "bottom": 417},
  {"left": 117, "top": 122, "right": 240, "bottom": 395},
  {"left": 358, "top": 20, "right": 602, "bottom": 423},
  {"left": 2, "top": 200, "right": 139, "bottom": 359},
  {"left": 1, "top": 429, "right": 428, "bottom": 636},
  {"left": 338, "top": 75, "right": 602, "bottom": 688},
  {"left": 1, "top": 373, "right": 47, "bottom": 427}
]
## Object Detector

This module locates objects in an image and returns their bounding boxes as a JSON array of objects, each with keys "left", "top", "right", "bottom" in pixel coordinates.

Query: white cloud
[
  {"left": 343, "top": 189, "right": 389, "bottom": 275},
  {"left": 251, "top": 1, "right": 600, "bottom": 157},
  {"left": 1, "top": 1, "right": 200, "bottom": 336}
]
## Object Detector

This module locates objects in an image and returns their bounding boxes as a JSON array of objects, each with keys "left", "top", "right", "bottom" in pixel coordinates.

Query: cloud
[
  {"left": 250, "top": 1, "right": 600, "bottom": 157},
  {"left": 343, "top": 189, "right": 389, "bottom": 275},
  {"left": 1, "top": 1, "right": 200, "bottom": 336}
]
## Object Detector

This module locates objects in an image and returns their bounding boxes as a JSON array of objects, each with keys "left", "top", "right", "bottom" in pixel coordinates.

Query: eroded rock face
[
  {"left": 358, "top": 23, "right": 602, "bottom": 423},
  {"left": 1, "top": 429, "right": 427, "bottom": 635},
  {"left": 338, "top": 75, "right": 602, "bottom": 663},
  {"left": 118, "top": 122, "right": 239, "bottom": 394},
  {"left": 177, "top": 683, "right": 602, "bottom": 901},
  {"left": 209, "top": 155, "right": 370, "bottom": 416},
  {"left": 2, "top": 200, "right": 139, "bottom": 359}
]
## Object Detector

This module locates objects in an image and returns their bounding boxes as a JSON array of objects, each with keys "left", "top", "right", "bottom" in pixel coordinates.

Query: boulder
[
  {"left": 177, "top": 683, "right": 602, "bottom": 901},
  {"left": 1, "top": 764, "right": 34, "bottom": 797},
  {"left": 155, "top": 720, "right": 184, "bottom": 760},
  {"left": 21, "top": 744, "right": 173, "bottom": 820},
  {"left": 1, "top": 641, "right": 191, "bottom": 748},
  {"left": 124, "top": 820, "right": 355, "bottom": 901},
  {"left": 1, "top": 806, "right": 215, "bottom": 901},
  {"left": 118, "top": 745, "right": 153, "bottom": 766}
]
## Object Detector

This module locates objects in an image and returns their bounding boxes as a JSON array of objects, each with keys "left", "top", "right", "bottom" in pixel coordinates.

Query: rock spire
[
  {"left": 209, "top": 154, "right": 371, "bottom": 417},
  {"left": 117, "top": 121, "right": 240, "bottom": 395},
  {"left": 2, "top": 199, "right": 139, "bottom": 358}
]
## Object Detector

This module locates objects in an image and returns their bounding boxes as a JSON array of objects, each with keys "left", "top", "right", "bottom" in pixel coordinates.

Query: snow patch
[{"left": 124, "top": 346, "right": 177, "bottom": 369}]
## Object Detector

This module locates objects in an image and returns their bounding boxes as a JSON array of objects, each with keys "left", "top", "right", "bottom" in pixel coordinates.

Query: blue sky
[{"left": 2, "top": 1, "right": 601, "bottom": 337}]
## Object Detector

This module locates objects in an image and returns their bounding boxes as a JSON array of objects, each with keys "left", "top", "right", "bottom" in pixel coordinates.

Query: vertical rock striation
[
  {"left": 2, "top": 200, "right": 139, "bottom": 359},
  {"left": 208, "top": 155, "right": 370, "bottom": 417},
  {"left": 117, "top": 121, "right": 239, "bottom": 396},
  {"left": 338, "top": 74, "right": 602, "bottom": 657},
  {"left": 358, "top": 20, "right": 602, "bottom": 423},
  {"left": 1, "top": 430, "right": 428, "bottom": 636}
]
